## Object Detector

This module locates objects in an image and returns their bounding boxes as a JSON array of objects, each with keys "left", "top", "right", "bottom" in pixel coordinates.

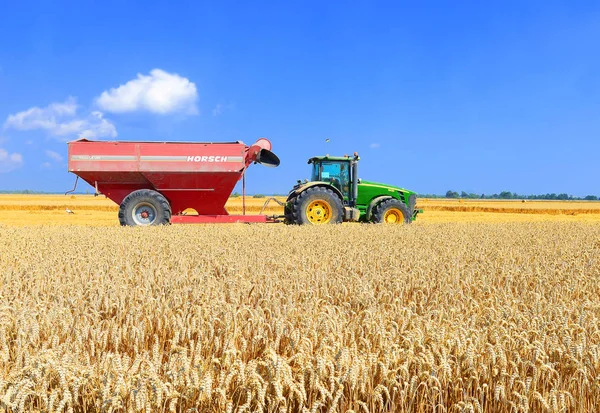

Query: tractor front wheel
[
  {"left": 119, "top": 189, "right": 172, "bottom": 226},
  {"left": 372, "top": 198, "right": 411, "bottom": 224},
  {"left": 290, "top": 187, "right": 343, "bottom": 225}
]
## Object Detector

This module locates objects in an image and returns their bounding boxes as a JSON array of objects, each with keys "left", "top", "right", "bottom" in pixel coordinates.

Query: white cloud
[
  {"left": 212, "top": 104, "right": 225, "bottom": 117},
  {"left": 79, "top": 111, "right": 117, "bottom": 139},
  {"left": 96, "top": 69, "right": 198, "bottom": 115},
  {"left": 41, "top": 162, "right": 52, "bottom": 169},
  {"left": 0, "top": 148, "right": 23, "bottom": 173},
  {"left": 45, "top": 149, "right": 63, "bottom": 162},
  {"left": 370, "top": 143, "right": 381, "bottom": 149},
  {"left": 212, "top": 102, "right": 235, "bottom": 117},
  {"left": 3, "top": 98, "right": 117, "bottom": 141},
  {"left": 4, "top": 97, "right": 78, "bottom": 131}
]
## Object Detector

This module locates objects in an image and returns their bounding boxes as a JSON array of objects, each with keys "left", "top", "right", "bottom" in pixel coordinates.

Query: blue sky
[{"left": 1, "top": 1, "right": 599, "bottom": 196}]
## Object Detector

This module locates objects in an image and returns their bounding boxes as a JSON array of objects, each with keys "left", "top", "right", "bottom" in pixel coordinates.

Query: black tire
[
  {"left": 289, "top": 186, "right": 343, "bottom": 225},
  {"left": 407, "top": 194, "right": 417, "bottom": 214},
  {"left": 118, "top": 189, "right": 171, "bottom": 226},
  {"left": 283, "top": 196, "right": 296, "bottom": 225},
  {"left": 372, "top": 198, "right": 411, "bottom": 224}
]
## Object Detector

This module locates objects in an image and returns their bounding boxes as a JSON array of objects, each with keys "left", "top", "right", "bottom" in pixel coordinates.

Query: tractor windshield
[{"left": 311, "top": 161, "right": 351, "bottom": 199}]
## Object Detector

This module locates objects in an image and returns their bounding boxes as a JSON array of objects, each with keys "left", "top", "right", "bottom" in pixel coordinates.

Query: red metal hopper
[{"left": 67, "top": 138, "right": 280, "bottom": 224}]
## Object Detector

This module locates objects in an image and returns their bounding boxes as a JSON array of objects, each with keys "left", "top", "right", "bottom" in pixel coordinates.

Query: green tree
[{"left": 446, "top": 190, "right": 459, "bottom": 199}]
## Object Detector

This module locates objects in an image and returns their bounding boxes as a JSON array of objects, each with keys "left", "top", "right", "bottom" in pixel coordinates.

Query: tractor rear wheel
[
  {"left": 119, "top": 189, "right": 172, "bottom": 226},
  {"left": 290, "top": 187, "right": 343, "bottom": 225},
  {"left": 372, "top": 198, "right": 411, "bottom": 224}
]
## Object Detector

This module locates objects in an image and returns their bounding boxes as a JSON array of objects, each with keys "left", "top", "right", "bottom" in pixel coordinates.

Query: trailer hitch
[{"left": 259, "top": 197, "right": 287, "bottom": 215}]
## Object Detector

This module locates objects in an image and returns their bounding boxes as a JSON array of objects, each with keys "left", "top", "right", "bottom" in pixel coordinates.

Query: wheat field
[{"left": 1, "top": 196, "right": 600, "bottom": 412}]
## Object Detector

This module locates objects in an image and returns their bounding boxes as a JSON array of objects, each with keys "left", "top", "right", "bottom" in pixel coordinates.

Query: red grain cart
[{"left": 67, "top": 138, "right": 280, "bottom": 225}]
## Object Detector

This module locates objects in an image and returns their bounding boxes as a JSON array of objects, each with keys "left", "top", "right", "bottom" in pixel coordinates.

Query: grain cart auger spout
[
  {"left": 67, "top": 138, "right": 280, "bottom": 226},
  {"left": 284, "top": 152, "right": 422, "bottom": 225}
]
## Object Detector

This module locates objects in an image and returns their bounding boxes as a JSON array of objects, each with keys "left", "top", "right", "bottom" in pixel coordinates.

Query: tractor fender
[
  {"left": 286, "top": 181, "right": 344, "bottom": 202},
  {"left": 366, "top": 196, "right": 394, "bottom": 221}
]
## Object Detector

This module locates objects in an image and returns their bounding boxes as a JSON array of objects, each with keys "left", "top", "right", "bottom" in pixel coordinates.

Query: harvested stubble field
[
  {"left": 420, "top": 199, "right": 600, "bottom": 216},
  {"left": 2, "top": 195, "right": 600, "bottom": 225},
  {"left": 1, "top": 222, "right": 600, "bottom": 412},
  {"left": 0, "top": 195, "right": 285, "bottom": 227}
]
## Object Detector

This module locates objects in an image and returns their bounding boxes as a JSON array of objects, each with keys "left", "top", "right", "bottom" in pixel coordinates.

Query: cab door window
[{"left": 320, "top": 162, "right": 350, "bottom": 199}]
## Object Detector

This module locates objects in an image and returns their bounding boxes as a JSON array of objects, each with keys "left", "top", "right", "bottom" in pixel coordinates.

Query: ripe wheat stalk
[{"left": 0, "top": 222, "right": 599, "bottom": 412}]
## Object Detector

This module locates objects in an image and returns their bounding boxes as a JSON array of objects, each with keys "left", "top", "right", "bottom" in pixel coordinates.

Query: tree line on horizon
[{"left": 418, "top": 190, "right": 599, "bottom": 201}]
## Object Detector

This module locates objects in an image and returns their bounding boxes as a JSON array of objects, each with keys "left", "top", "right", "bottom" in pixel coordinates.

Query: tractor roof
[{"left": 308, "top": 155, "right": 357, "bottom": 164}]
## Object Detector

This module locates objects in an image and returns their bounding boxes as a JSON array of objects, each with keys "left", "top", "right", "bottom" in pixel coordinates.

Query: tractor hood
[{"left": 358, "top": 180, "right": 416, "bottom": 195}]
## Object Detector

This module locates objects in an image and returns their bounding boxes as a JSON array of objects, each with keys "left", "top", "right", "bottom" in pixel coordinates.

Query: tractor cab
[{"left": 308, "top": 154, "right": 359, "bottom": 205}]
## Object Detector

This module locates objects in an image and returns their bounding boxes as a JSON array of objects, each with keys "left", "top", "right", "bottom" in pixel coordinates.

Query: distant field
[
  {"left": 0, "top": 194, "right": 286, "bottom": 226},
  {"left": 1, "top": 194, "right": 600, "bottom": 225},
  {"left": 420, "top": 198, "right": 600, "bottom": 214},
  {"left": 419, "top": 198, "right": 600, "bottom": 223}
]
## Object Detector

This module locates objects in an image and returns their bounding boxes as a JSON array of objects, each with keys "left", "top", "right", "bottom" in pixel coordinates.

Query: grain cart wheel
[
  {"left": 290, "top": 187, "right": 343, "bottom": 225},
  {"left": 119, "top": 189, "right": 171, "bottom": 226},
  {"left": 372, "top": 198, "right": 411, "bottom": 224}
]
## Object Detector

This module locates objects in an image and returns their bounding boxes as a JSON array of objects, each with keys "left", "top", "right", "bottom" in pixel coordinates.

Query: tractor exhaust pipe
[{"left": 351, "top": 153, "right": 359, "bottom": 206}]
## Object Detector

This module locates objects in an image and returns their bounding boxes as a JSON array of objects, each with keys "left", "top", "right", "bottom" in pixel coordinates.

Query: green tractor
[{"left": 284, "top": 153, "right": 421, "bottom": 225}]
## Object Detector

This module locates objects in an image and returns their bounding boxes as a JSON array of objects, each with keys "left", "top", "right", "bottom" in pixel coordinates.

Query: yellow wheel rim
[
  {"left": 384, "top": 208, "right": 403, "bottom": 224},
  {"left": 306, "top": 200, "right": 332, "bottom": 224}
]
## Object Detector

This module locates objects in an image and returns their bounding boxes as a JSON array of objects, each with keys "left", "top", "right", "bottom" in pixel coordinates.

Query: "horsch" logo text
[{"left": 187, "top": 156, "right": 228, "bottom": 162}]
